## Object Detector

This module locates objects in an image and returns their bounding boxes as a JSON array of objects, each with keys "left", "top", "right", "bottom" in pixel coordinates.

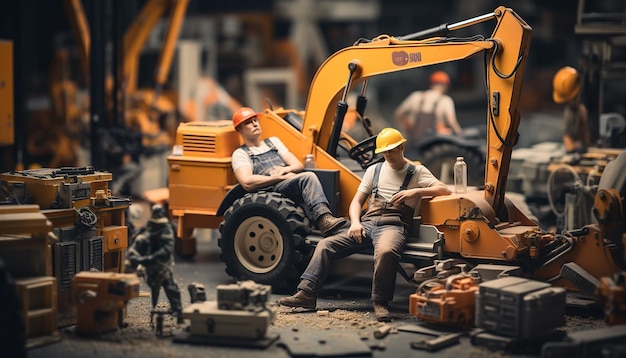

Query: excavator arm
[
  {"left": 303, "top": 6, "right": 531, "bottom": 219},
  {"left": 123, "top": 0, "right": 189, "bottom": 95},
  {"left": 62, "top": 0, "right": 90, "bottom": 77}
]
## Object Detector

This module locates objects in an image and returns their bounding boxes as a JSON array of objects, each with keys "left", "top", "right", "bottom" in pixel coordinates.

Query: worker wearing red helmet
[
  {"left": 394, "top": 70, "right": 462, "bottom": 142},
  {"left": 231, "top": 107, "right": 346, "bottom": 237},
  {"left": 552, "top": 66, "right": 590, "bottom": 153}
]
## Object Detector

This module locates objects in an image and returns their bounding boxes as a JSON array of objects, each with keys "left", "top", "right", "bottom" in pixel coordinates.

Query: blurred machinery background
[
  {"left": 0, "top": 0, "right": 624, "bottom": 200},
  {"left": 0, "top": 1, "right": 625, "bottom": 354}
]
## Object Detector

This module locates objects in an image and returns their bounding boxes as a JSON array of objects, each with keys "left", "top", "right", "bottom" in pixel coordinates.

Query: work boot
[
  {"left": 317, "top": 213, "right": 346, "bottom": 237},
  {"left": 373, "top": 301, "right": 391, "bottom": 322},
  {"left": 277, "top": 290, "right": 317, "bottom": 309}
]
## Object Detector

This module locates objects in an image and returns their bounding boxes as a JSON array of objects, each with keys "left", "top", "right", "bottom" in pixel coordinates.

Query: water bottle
[
  {"left": 454, "top": 156, "right": 467, "bottom": 194},
  {"left": 304, "top": 154, "right": 317, "bottom": 169}
]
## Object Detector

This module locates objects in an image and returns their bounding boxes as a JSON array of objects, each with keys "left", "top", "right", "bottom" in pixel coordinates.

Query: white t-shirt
[
  {"left": 231, "top": 137, "right": 290, "bottom": 173},
  {"left": 358, "top": 161, "right": 440, "bottom": 212}
]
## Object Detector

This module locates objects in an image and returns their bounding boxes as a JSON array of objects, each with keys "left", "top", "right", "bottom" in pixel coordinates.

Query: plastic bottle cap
[{"left": 457, "top": 157, "right": 464, "bottom": 160}]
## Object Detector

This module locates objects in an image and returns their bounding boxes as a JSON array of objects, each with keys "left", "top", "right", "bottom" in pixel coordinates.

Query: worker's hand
[
  {"left": 390, "top": 190, "right": 414, "bottom": 205},
  {"left": 348, "top": 222, "right": 366, "bottom": 244},
  {"left": 268, "top": 166, "right": 291, "bottom": 177}
]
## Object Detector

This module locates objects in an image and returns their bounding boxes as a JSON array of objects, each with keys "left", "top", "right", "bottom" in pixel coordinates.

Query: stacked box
[
  {"left": 476, "top": 277, "right": 565, "bottom": 339},
  {"left": 183, "top": 301, "right": 274, "bottom": 339},
  {"left": 15, "top": 277, "right": 57, "bottom": 339}
]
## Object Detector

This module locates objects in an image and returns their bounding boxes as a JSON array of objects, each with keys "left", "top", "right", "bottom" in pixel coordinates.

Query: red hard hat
[
  {"left": 232, "top": 107, "right": 258, "bottom": 128},
  {"left": 430, "top": 71, "right": 450, "bottom": 86}
]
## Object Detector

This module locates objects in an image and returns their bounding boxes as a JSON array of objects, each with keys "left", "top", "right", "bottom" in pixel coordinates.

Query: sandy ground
[{"left": 25, "top": 200, "right": 611, "bottom": 357}]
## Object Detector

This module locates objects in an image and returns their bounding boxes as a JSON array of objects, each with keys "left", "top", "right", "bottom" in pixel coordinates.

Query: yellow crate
[
  {"left": 172, "top": 120, "right": 241, "bottom": 159},
  {"left": 0, "top": 205, "right": 52, "bottom": 277},
  {"left": 168, "top": 158, "right": 236, "bottom": 212},
  {"left": 15, "top": 276, "right": 57, "bottom": 339},
  {"left": 102, "top": 225, "right": 128, "bottom": 252},
  {"left": 1, "top": 168, "right": 112, "bottom": 209}
]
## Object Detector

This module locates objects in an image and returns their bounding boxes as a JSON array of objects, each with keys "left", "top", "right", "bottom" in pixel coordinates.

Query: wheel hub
[{"left": 234, "top": 216, "right": 283, "bottom": 273}]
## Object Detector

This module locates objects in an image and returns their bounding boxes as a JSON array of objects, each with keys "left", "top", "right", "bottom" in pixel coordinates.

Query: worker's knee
[
  {"left": 299, "top": 171, "right": 319, "bottom": 183},
  {"left": 375, "top": 239, "right": 404, "bottom": 258},
  {"left": 315, "top": 239, "right": 333, "bottom": 253}
]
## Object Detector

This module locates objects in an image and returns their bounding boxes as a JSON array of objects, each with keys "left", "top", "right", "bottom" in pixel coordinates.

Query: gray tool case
[{"left": 476, "top": 276, "right": 566, "bottom": 339}]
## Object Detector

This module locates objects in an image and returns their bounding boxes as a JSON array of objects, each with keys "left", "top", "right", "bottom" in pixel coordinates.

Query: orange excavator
[{"left": 166, "top": 6, "right": 625, "bottom": 297}]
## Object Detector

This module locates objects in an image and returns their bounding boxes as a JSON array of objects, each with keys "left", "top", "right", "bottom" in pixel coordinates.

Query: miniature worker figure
[
  {"left": 552, "top": 66, "right": 590, "bottom": 153},
  {"left": 394, "top": 70, "right": 462, "bottom": 142},
  {"left": 125, "top": 204, "right": 183, "bottom": 324},
  {"left": 278, "top": 128, "right": 451, "bottom": 322},
  {"left": 231, "top": 107, "right": 346, "bottom": 236}
]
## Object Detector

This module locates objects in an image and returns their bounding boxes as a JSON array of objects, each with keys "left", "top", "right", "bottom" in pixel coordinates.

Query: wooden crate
[{"left": 15, "top": 276, "right": 57, "bottom": 339}]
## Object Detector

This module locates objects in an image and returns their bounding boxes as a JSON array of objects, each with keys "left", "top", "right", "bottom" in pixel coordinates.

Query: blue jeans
[
  {"left": 298, "top": 221, "right": 406, "bottom": 302},
  {"left": 271, "top": 171, "right": 331, "bottom": 220}
]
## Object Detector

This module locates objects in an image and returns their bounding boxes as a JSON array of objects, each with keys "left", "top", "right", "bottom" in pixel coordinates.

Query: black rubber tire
[
  {"left": 419, "top": 143, "right": 484, "bottom": 187},
  {"left": 218, "top": 192, "right": 311, "bottom": 293}
]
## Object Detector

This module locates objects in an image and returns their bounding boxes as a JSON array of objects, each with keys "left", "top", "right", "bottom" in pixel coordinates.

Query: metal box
[
  {"left": 1, "top": 167, "right": 112, "bottom": 209},
  {"left": 183, "top": 300, "right": 274, "bottom": 339},
  {"left": 476, "top": 277, "right": 566, "bottom": 339},
  {"left": 102, "top": 225, "right": 128, "bottom": 251}
]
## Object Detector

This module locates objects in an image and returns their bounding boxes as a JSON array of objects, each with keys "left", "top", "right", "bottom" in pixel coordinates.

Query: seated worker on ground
[
  {"left": 394, "top": 70, "right": 462, "bottom": 142},
  {"left": 552, "top": 66, "right": 590, "bottom": 153},
  {"left": 278, "top": 127, "right": 451, "bottom": 322},
  {"left": 231, "top": 107, "right": 346, "bottom": 237}
]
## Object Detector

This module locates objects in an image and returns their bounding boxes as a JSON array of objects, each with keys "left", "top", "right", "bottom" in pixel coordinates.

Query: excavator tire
[
  {"left": 419, "top": 143, "right": 484, "bottom": 187},
  {"left": 218, "top": 192, "right": 311, "bottom": 293}
]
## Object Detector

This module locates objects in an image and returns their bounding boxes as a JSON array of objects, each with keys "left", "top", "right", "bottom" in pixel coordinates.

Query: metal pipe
[
  {"left": 397, "top": 11, "right": 495, "bottom": 41},
  {"left": 447, "top": 12, "right": 496, "bottom": 32}
]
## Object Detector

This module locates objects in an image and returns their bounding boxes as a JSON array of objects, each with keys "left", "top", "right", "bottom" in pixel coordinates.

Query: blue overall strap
[
  {"left": 240, "top": 138, "right": 278, "bottom": 157},
  {"left": 371, "top": 162, "right": 383, "bottom": 197},
  {"left": 372, "top": 162, "right": 416, "bottom": 196},
  {"left": 264, "top": 138, "right": 277, "bottom": 151},
  {"left": 399, "top": 164, "right": 416, "bottom": 191}
]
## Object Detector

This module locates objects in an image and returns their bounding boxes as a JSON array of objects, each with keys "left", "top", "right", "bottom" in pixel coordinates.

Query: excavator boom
[{"left": 303, "top": 6, "right": 531, "bottom": 218}]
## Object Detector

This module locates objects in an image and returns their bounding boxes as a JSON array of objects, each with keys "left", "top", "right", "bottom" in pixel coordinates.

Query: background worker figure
[
  {"left": 552, "top": 66, "right": 590, "bottom": 153},
  {"left": 394, "top": 70, "right": 462, "bottom": 142},
  {"left": 125, "top": 204, "right": 183, "bottom": 324},
  {"left": 278, "top": 128, "right": 451, "bottom": 322},
  {"left": 231, "top": 107, "right": 346, "bottom": 236}
]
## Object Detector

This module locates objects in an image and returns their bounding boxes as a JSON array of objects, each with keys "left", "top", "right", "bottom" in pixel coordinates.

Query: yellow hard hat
[
  {"left": 552, "top": 66, "right": 580, "bottom": 104},
  {"left": 232, "top": 107, "right": 258, "bottom": 128},
  {"left": 375, "top": 128, "right": 407, "bottom": 154}
]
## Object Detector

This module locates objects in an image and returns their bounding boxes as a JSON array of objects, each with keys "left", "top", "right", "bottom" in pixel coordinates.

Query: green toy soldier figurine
[{"left": 125, "top": 204, "right": 184, "bottom": 324}]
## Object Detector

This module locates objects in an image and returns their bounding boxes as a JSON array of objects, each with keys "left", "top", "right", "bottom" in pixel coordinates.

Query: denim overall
[
  {"left": 241, "top": 139, "right": 331, "bottom": 220},
  {"left": 299, "top": 162, "right": 416, "bottom": 302}
]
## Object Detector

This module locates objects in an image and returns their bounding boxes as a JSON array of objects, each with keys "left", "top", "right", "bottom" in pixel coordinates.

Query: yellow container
[
  {"left": 1, "top": 167, "right": 112, "bottom": 209},
  {"left": 171, "top": 120, "right": 241, "bottom": 159}
]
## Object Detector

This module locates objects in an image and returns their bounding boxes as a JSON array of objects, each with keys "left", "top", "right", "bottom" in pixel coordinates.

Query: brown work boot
[
  {"left": 277, "top": 290, "right": 317, "bottom": 309},
  {"left": 373, "top": 301, "right": 391, "bottom": 322},
  {"left": 317, "top": 213, "right": 346, "bottom": 237}
]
